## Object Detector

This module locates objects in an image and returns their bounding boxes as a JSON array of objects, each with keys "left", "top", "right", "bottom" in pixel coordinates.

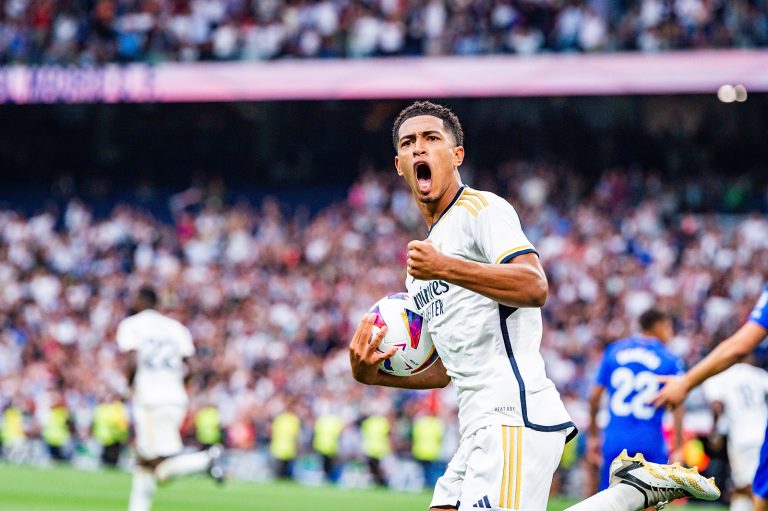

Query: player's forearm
[
  {"left": 370, "top": 360, "right": 450, "bottom": 389},
  {"left": 436, "top": 256, "right": 547, "bottom": 308},
  {"left": 682, "top": 322, "right": 767, "bottom": 391}
]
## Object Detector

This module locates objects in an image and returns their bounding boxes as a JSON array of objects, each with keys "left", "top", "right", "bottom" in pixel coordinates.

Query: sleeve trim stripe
[
  {"left": 463, "top": 188, "right": 489, "bottom": 207},
  {"left": 495, "top": 246, "right": 537, "bottom": 264},
  {"left": 456, "top": 200, "right": 479, "bottom": 217},
  {"left": 459, "top": 191, "right": 486, "bottom": 211}
]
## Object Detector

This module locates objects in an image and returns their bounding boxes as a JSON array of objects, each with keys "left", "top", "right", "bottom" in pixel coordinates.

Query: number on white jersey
[
  {"left": 610, "top": 368, "right": 659, "bottom": 420},
  {"left": 736, "top": 383, "right": 760, "bottom": 409},
  {"left": 141, "top": 337, "right": 181, "bottom": 370}
]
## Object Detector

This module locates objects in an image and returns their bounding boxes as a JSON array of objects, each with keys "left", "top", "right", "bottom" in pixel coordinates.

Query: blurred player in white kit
[
  {"left": 703, "top": 362, "right": 768, "bottom": 511},
  {"left": 117, "top": 287, "right": 223, "bottom": 511}
]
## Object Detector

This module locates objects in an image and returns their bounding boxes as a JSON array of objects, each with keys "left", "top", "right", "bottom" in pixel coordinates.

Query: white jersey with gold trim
[
  {"left": 406, "top": 186, "right": 574, "bottom": 439},
  {"left": 117, "top": 309, "right": 195, "bottom": 407}
]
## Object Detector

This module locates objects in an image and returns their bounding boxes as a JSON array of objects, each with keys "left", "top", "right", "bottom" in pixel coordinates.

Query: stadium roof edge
[{"left": 1, "top": 50, "right": 766, "bottom": 104}]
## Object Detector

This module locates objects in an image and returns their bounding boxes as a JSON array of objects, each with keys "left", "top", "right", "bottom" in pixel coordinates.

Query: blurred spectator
[
  {"left": 92, "top": 397, "right": 129, "bottom": 467},
  {"left": 361, "top": 413, "right": 391, "bottom": 486},
  {"left": 313, "top": 413, "right": 344, "bottom": 482},
  {"left": 270, "top": 408, "right": 301, "bottom": 479},
  {"left": 42, "top": 393, "right": 74, "bottom": 461},
  {"left": 194, "top": 405, "right": 223, "bottom": 449},
  {"left": 0, "top": 162, "right": 765, "bottom": 491},
  {"left": 0, "top": 0, "right": 766, "bottom": 64},
  {"left": 411, "top": 413, "right": 444, "bottom": 487}
]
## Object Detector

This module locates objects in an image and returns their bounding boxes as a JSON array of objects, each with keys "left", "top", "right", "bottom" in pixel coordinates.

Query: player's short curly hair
[
  {"left": 639, "top": 308, "right": 669, "bottom": 331},
  {"left": 391, "top": 101, "right": 464, "bottom": 150}
]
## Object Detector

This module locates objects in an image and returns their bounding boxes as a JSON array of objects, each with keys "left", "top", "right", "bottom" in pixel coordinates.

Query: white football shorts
[
  {"left": 431, "top": 425, "right": 568, "bottom": 510},
  {"left": 729, "top": 442, "right": 762, "bottom": 489},
  {"left": 134, "top": 404, "right": 186, "bottom": 460}
]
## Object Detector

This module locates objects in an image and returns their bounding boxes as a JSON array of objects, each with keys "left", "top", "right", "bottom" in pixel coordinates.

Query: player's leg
[
  {"left": 128, "top": 466, "right": 156, "bottom": 511},
  {"left": 730, "top": 487, "right": 753, "bottom": 511},
  {"left": 564, "top": 450, "right": 720, "bottom": 511},
  {"left": 149, "top": 405, "right": 223, "bottom": 483},
  {"left": 129, "top": 405, "right": 162, "bottom": 511},
  {"left": 728, "top": 442, "right": 760, "bottom": 511},
  {"left": 155, "top": 444, "right": 223, "bottom": 482},
  {"left": 428, "top": 430, "right": 470, "bottom": 511},
  {"left": 599, "top": 443, "right": 624, "bottom": 492}
]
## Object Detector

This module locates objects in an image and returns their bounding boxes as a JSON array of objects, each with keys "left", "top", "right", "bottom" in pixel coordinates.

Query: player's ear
[
  {"left": 395, "top": 156, "right": 403, "bottom": 176},
  {"left": 453, "top": 146, "right": 464, "bottom": 167}
]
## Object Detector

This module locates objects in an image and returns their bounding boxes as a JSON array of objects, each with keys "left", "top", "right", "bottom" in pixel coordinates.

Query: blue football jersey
[
  {"left": 747, "top": 284, "right": 768, "bottom": 498},
  {"left": 750, "top": 284, "right": 768, "bottom": 330},
  {"left": 596, "top": 336, "right": 684, "bottom": 448}
]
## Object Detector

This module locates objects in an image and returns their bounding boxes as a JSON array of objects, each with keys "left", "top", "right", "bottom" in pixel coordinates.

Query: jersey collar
[{"left": 426, "top": 184, "right": 466, "bottom": 237}]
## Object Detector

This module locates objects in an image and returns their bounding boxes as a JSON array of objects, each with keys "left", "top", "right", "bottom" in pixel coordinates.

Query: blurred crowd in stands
[
  {"left": 0, "top": 163, "right": 767, "bottom": 489},
  {"left": 0, "top": 0, "right": 766, "bottom": 64}
]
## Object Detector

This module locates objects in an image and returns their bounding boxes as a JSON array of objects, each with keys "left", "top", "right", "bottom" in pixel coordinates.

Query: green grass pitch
[{"left": 0, "top": 464, "right": 727, "bottom": 511}]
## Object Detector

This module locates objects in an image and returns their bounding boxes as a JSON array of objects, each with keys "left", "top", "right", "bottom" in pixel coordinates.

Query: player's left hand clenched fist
[{"left": 407, "top": 239, "right": 445, "bottom": 280}]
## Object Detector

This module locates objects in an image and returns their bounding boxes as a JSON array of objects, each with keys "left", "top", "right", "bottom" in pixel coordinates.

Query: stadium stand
[
  {"left": 0, "top": 163, "right": 766, "bottom": 482},
  {"left": 0, "top": 0, "right": 766, "bottom": 64}
]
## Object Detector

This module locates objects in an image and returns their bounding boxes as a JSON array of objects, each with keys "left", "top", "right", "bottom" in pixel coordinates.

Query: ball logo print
[{"left": 368, "top": 293, "right": 439, "bottom": 377}]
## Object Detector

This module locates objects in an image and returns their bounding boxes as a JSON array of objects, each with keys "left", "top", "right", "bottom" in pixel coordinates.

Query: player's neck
[
  {"left": 419, "top": 180, "right": 463, "bottom": 229},
  {"left": 639, "top": 333, "right": 665, "bottom": 344}
]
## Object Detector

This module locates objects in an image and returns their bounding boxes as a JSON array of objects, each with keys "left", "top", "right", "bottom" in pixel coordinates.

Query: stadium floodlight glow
[
  {"left": 717, "top": 84, "right": 736, "bottom": 103},
  {"left": 734, "top": 84, "right": 748, "bottom": 102}
]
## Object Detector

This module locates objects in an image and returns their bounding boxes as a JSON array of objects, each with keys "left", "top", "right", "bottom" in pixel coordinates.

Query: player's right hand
[{"left": 349, "top": 313, "right": 396, "bottom": 385}]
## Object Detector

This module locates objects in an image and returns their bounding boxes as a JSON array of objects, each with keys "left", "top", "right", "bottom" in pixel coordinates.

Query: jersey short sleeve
[
  {"left": 475, "top": 194, "right": 537, "bottom": 264},
  {"left": 116, "top": 317, "right": 139, "bottom": 352},
  {"left": 749, "top": 284, "right": 768, "bottom": 330},
  {"left": 176, "top": 324, "right": 195, "bottom": 357}
]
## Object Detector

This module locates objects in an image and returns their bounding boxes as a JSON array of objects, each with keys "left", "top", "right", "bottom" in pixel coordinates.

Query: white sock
[
  {"left": 731, "top": 495, "right": 753, "bottom": 511},
  {"left": 154, "top": 451, "right": 211, "bottom": 482},
  {"left": 128, "top": 467, "right": 156, "bottom": 511},
  {"left": 564, "top": 484, "right": 647, "bottom": 511}
]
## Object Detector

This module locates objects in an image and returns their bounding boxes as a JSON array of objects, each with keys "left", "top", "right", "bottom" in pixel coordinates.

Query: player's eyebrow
[{"left": 398, "top": 130, "right": 442, "bottom": 144}]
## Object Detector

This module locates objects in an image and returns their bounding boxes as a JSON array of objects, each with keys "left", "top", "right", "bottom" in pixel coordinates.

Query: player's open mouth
[{"left": 415, "top": 162, "right": 432, "bottom": 193}]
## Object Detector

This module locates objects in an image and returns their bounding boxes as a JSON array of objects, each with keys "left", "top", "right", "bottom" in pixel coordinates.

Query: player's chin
[{"left": 416, "top": 192, "right": 439, "bottom": 204}]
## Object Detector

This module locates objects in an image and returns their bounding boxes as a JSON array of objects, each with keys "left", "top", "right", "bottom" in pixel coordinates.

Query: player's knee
[{"left": 137, "top": 456, "right": 165, "bottom": 469}]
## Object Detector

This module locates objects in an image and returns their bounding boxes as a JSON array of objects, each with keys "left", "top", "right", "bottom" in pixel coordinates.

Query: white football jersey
[
  {"left": 406, "top": 186, "right": 573, "bottom": 439},
  {"left": 702, "top": 363, "right": 768, "bottom": 448},
  {"left": 117, "top": 309, "right": 195, "bottom": 407}
]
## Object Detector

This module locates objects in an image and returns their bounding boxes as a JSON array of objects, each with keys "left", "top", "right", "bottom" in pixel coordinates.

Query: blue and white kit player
[
  {"left": 589, "top": 309, "right": 685, "bottom": 490},
  {"left": 656, "top": 283, "right": 768, "bottom": 510}
]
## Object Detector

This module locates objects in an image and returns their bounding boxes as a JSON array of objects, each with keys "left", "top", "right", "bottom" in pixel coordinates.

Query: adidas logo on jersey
[{"left": 472, "top": 495, "right": 492, "bottom": 508}]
